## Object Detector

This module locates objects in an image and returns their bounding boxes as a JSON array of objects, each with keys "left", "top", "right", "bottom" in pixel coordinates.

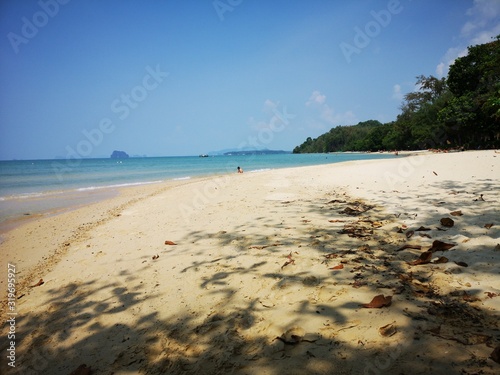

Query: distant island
[
  {"left": 223, "top": 149, "right": 291, "bottom": 156},
  {"left": 110, "top": 150, "right": 129, "bottom": 159}
]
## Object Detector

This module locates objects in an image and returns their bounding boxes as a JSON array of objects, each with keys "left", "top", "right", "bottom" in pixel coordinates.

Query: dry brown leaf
[
  {"left": 328, "top": 219, "right": 345, "bottom": 223},
  {"left": 440, "top": 218, "right": 454, "bottom": 227},
  {"left": 484, "top": 292, "right": 499, "bottom": 299},
  {"left": 432, "top": 256, "right": 449, "bottom": 264},
  {"left": 415, "top": 226, "right": 431, "bottom": 231},
  {"left": 164, "top": 240, "right": 177, "bottom": 245},
  {"left": 31, "top": 279, "right": 44, "bottom": 288},
  {"left": 330, "top": 264, "right": 344, "bottom": 270},
  {"left": 429, "top": 240, "right": 455, "bottom": 252},
  {"left": 450, "top": 210, "right": 463, "bottom": 216},
  {"left": 490, "top": 345, "right": 500, "bottom": 364},
  {"left": 69, "top": 364, "right": 92, "bottom": 375},
  {"left": 409, "top": 251, "right": 433, "bottom": 265},
  {"left": 379, "top": 322, "right": 397, "bottom": 337},
  {"left": 484, "top": 223, "right": 494, "bottom": 229},
  {"left": 361, "top": 294, "right": 392, "bottom": 308},
  {"left": 396, "top": 244, "right": 422, "bottom": 251}
]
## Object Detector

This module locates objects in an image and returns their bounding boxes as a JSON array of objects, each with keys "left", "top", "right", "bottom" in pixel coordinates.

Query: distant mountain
[
  {"left": 110, "top": 150, "right": 129, "bottom": 159},
  {"left": 206, "top": 147, "right": 291, "bottom": 156},
  {"left": 222, "top": 149, "right": 291, "bottom": 156}
]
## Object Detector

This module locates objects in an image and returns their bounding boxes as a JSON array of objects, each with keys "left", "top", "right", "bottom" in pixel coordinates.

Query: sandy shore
[{"left": 1, "top": 150, "right": 499, "bottom": 374}]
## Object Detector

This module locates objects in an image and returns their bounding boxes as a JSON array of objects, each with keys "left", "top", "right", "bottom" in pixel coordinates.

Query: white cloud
[
  {"left": 436, "top": 0, "right": 500, "bottom": 77},
  {"left": 306, "top": 90, "right": 326, "bottom": 106},
  {"left": 305, "top": 90, "right": 358, "bottom": 126},
  {"left": 392, "top": 84, "right": 403, "bottom": 101}
]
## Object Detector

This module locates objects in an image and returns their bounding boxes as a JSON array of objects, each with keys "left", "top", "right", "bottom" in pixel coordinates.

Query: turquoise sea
[{"left": 0, "top": 153, "right": 396, "bottom": 224}]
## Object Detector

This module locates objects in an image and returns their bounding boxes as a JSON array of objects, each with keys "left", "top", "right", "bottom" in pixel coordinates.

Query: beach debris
[
  {"left": 490, "top": 345, "right": 500, "bottom": 364},
  {"left": 454, "top": 261, "right": 468, "bottom": 267},
  {"left": 484, "top": 223, "right": 494, "bottom": 229},
  {"left": 429, "top": 240, "right": 455, "bottom": 252},
  {"left": 450, "top": 210, "right": 463, "bottom": 216},
  {"left": 379, "top": 322, "right": 397, "bottom": 337},
  {"left": 330, "top": 264, "right": 344, "bottom": 270},
  {"left": 328, "top": 219, "right": 345, "bottom": 223},
  {"left": 406, "top": 230, "right": 415, "bottom": 239},
  {"left": 433, "top": 256, "right": 449, "bottom": 264},
  {"left": 69, "top": 364, "right": 92, "bottom": 375},
  {"left": 31, "top": 279, "right": 44, "bottom": 288},
  {"left": 440, "top": 217, "right": 454, "bottom": 227},
  {"left": 419, "top": 232, "right": 432, "bottom": 239},
  {"left": 340, "top": 203, "right": 373, "bottom": 216},
  {"left": 433, "top": 171, "right": 438, "bottom": 176},
  {"left": 461, "top": 291, "right": 480, "bottom": 302},
  {"left": 396, "top": 244, "right": 422, "bottom": 251},
  {"left": 152, "top": 255, "right": 159, "bottom": 260},
  {"left": 361, "top": 294, "right": 392, "bottom": 308},
  {"left": 473, "top": 194, "right": 485, "bottom": 201},
  {"left": 281, "top": 252, "right": 295, "bottom": 270},
  {"left": 249, "top": 243, "right": 282, "bottom": 250},
  {"left": 17, "top": 294, "right": 25, "bottom": 300},
  {"left": 484, "top": 291, "right": 499, "bottom": 301},
  {"left": 276, "top": 327, "right": 306, "bottom": 345},
  {"left": 164, "top": 240, "right": 177, "bottom": 245},
  {"left": 415, "top": 226, "right": 432, "bottom": 231},
  {"left": 339, "top": 222, "right": 373, "bottom": 238},
  {"left": 327, "top": 199, "right": 346, "bottom": 204},
  {"left": 409, "top": 251, "right": 433, "bottom": 266}
]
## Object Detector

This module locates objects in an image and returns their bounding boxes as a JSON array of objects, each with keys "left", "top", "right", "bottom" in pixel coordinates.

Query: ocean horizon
[{"left": 0, "top": 153, "right": 397, "bottom": 224}]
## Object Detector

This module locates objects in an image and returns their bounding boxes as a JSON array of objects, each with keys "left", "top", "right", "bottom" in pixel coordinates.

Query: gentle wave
[
  {"left": 172, "top": 176, "right": 191, "bottom": 181},
  {"left": 248, "top": 168, "right": 272, "bottom": 173},
  {"left": 0, "top": 180, "right": 164, "bottom": 201},
  {"left": 76, "top": 180, "right": 163, "bottom": 191}
]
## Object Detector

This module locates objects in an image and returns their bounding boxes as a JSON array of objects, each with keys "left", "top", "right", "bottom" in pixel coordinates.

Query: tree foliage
[{"left": 293, "top": 36, "right": 500, "bottom": 153}]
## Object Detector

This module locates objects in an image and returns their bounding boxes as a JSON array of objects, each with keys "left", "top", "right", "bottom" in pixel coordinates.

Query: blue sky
[{"left": 1, "top": 0, "right": 499, "bottom": 159}]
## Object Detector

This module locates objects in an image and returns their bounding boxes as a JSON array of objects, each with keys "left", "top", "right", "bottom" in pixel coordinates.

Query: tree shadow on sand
[{"left": 2, "top": 181, "right": 499, "bottom": 374}]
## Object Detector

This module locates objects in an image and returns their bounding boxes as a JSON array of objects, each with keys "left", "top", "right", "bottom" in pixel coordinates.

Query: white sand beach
[{"left": 1, "top": 150, "right": 499, "bottom": 374}]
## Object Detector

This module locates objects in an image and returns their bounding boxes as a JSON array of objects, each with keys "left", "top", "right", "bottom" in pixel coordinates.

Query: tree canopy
[{"left": 293, "top": 36, "right": 500, "bottom": 153}]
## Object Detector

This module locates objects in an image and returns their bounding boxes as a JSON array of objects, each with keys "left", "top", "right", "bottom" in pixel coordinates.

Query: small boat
[{"left": 199, "top": 154, "right": 209, "bottom": 157}]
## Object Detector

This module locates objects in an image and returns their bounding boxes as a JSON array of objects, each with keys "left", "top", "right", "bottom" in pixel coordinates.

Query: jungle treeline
[{"left": 293, "top": 36, "right": 500, "bottom": 153}]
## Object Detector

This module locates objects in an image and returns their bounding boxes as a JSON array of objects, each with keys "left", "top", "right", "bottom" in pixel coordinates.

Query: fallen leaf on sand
[
  {"left": 489, "top": 345, "right": 500, "bottom": 364},
  {"left": 361, "top": 294, "right": 392, "bottom": 308},
  {"left": 415, "top": 226, "right": 431, "bottom": 231},
  {"left": 484, "top": 292, "right": 499, "bottom": 298},
  {"left": 69, "top": 364, "right": 92, "bottom": 375},
  {"left": 328, "top": 219, "right": 345, "bottom": 223},
  {"left": 409, "top": 251, "right": 433, "bottom": 265},
  {"left": 31, "top": 279, "right": 44, "bottom": 288},
  {"left": 432, "top": 256, "right": 449, "bottom": 264},
  {"left": 440, "top": 218, "right": 454, "bottom": 227},
  {"left": 379, "top": 322, "right": 397, "bottom": 337},
  {"left": 429, "top": 240, "right": 455, "bottom": 252},
  {"left": 164, "top": 240, "right": 177, "bottom": 245},
  {"left": 484, "top": 223, "right": 494, "bottom": 229},
  {"left": 397, "top": 244, "right": 422, "bottom": 251},
  {"left": 450, "top": 210, "right": 463, "bottom": 216},
  {"left": 281, "top": 252, "right": 295, "bottom": 270},
  {"left": 455, "top": 261, "right": 468, "bottom": 267},
  {"left": 406, "top": 230, "right": 414, "bottom": 239},
  {"left": 330, "top": 264, "right": 344, "bottom": 270}
]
